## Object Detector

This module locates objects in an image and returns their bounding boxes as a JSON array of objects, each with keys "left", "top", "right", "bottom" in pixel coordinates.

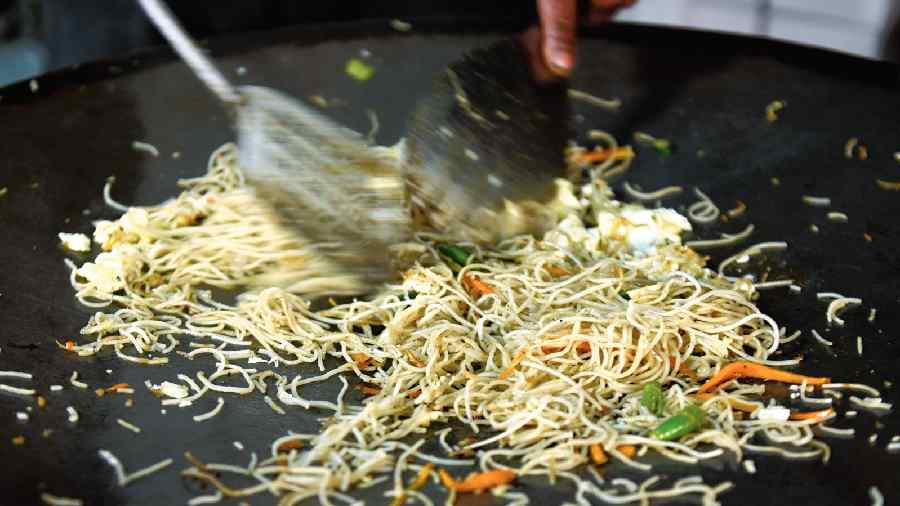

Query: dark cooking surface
[{"left": 1, "top": 19, "right": 899, "bottom": 506}]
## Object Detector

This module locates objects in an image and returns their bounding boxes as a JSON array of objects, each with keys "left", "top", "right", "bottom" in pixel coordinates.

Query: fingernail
[{"left": 548, "top": 52, "right": 573, "bottom": 77}]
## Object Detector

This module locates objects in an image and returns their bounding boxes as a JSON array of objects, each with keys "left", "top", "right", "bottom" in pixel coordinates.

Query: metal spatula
[
  {"left": 139, "top": 0, "right": 570, "bottom": 292},
  {"left": 405, "top": 37, "right": 572, "bottom": 244}
]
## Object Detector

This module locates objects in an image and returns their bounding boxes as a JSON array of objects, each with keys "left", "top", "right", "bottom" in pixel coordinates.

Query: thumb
[{"left": 538, "top": 0, "right": 578, "bottom": 77}]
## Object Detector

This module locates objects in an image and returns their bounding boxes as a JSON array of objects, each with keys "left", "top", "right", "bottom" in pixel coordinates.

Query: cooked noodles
[
  {"left": 60, "top": 141, "right": 886, "bottom": 504},
  {"left": 686, "top": 188, "right": 720, "bottom": 224}
]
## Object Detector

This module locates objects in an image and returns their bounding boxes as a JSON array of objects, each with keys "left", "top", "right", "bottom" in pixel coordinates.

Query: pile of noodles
[{"left": 64, "top": 142, "right": 837, "bottom": 506}]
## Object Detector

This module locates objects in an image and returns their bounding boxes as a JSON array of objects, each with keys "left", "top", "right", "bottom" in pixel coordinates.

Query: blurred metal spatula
[
  {"left": 405, "top": 37, "right": 572, "bottom": 244},
  {"left": 139, "top": 0, "right": 571, "bottom": 293}
]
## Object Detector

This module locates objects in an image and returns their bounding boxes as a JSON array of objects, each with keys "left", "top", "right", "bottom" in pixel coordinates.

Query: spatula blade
[
  {"left": 405, "top": 37, "right": 573, "bottom": 243},
  {"left": 235, "top": 86, "right": 410, "bottom": 290}
]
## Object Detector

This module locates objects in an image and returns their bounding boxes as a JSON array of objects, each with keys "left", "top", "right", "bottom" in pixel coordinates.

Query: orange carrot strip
[
  {"left": 616, "top": 445, "right": 637, "bottom": 459},
  {"left": 789, "top": 408, "right": 834, "bottom": 421},
  {"left": 65, "top": 340, "right": 74, "bottom": 351},
  {"left": 727, "top": 200, "right": 747, "bottom": 218},
  {"left": 498, "top": 350, "right": 528, "bottom": 380},
  {"left": 678, "top": 364, "right": 699, "bottom": 382},
  {"left": 439, "top": 469, "right": 516, "bottom": 493},
  {"left": 573, "top": 145, "right": 635, "bottom": 163},
  {"left": 408, "top": 389, "right": 421, "bottom": 398},
  {"left": 697, "top": 362, "right": 830, "bottom": 394},
  {"left": 349, "top": 352, "right": 371, "bottom": 368},
  {"left": 545, "top": 265, "right": 571, "bottom": 277},
  {"left": 589, "top": 444, "right": 608, "bottom": 466},
  {"left": 410, "top": 463, "right": 435, "bottom": 489},
  {"left": 438, "top": 468, "right": 456, "bottom": 489},
  {"left": 463, "top": 274, "right": 493, "bottom": 297},
  {"left": 542, "top": 341, "right": 591, "bottom": 354},
  {"left": 390, "top": 463, "right": 435, "bottom": 506},
  {"left": 277, "top": 440, "right": 304, "bottom": 452},
  {"left": 359, "top": 386, "right": 381, "bottom": 396}
]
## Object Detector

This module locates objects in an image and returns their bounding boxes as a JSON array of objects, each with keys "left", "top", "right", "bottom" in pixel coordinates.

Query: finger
[
  {"left": 587, "top": 0, "right": 635, "bottom": 24},
  {"left": 520, "top": 27, "right": 559, "bottom": 83},
  {"left": 538, "top": 0, "right": 577, "bottom": 78}
]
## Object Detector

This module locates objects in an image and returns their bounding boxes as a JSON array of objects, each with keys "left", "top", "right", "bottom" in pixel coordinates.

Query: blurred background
[{"left": 0, "top": 0, "right": 898, "bottom": 87}]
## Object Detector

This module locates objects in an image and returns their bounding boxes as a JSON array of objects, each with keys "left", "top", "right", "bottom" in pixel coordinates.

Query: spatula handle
[{"left": 137, "top": 0, "right": 242, "bottom": 106}]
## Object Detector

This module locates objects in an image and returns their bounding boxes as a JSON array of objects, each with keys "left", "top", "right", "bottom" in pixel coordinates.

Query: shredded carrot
[
  {"left": 727, "top": 200, "right": 747, "bottom": 218},
  {"left": 789, "top": 408, "right": 834, "bottom": 421},
  {"left": 349, "top": 352, "right": 371, "bottom": 368},
  {"left": 358, "top": 385, "right": 381, "bottom": 396},
  {"left": 390, "top": 463, "right": 435, "bottom": 506},
  {"left": 96, "top": 383, "right": 131, "bottom": 396},
  {"left": 669, "top": 355, "right": 697, "bottom": 379},
  {"left": 545, "top": 265, "right": 570, "bottom": 277},
  {"left": 616, "top": 445, "right": 637, "bottom": 459},
  {"left": 498, "top": 350, "right": 528, "bottom": 380},
  {"left": 408, "top": 389, "right": 421, "bottom": 398},
  {"left": 37, "top": 396, "right": 46, "bottom": 409},
  {"left": 693, "top": 392, "right": 758, "bottom": 413},
  {"left": 678, "top": 365, "right": 699, "bottom": 382},
  {"left": 439, "top": 468, "right": 516, "bottom": 493},
  {"left": 463, "top": 273, "right": 494, "bottom": 298},
  {"left": 409, "top": 462, "right": 434, "bottom": 489},
  {"left": 697, "top": 361, "right": 830, "bottom": 394},
  {"left": 65, "top": 340, "right": 74, "bottom": 351},
  {"left": 277, "top": 440, "right": 304, "bottom": 452},
  {"left": 572, "top": 145, "right": 635, "bottom": 163},
  {"left": 541, "top": 340, "right": 591, "bottom": 354},
  {"left": 589, "top": 444, "right": 608, "bottom": 465}
]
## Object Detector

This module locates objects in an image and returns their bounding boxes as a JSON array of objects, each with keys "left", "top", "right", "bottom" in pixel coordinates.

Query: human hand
[{"left": 528, "top": 0, "right": 637, "bottom": 80}]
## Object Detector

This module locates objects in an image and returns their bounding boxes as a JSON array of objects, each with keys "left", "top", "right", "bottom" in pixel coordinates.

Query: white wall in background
[{"left": 616, "top": 0, "right": 895, "bottom": 60}]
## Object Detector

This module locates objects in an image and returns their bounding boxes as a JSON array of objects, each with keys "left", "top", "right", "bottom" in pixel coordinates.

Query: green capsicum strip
[
  {"left": 649, "top": 404, "right": 706, "bottom": 441},
  {"left": 640, "top": 382, "right": 665, "bottom": 416},
  {"left": 437, "top": 244, "right": 471, "bottom": 266}
]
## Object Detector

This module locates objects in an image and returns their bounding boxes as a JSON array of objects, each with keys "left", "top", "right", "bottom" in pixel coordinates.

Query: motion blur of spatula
[{"left": 139, "top": 0, "right": 571, "bottom": 293}]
